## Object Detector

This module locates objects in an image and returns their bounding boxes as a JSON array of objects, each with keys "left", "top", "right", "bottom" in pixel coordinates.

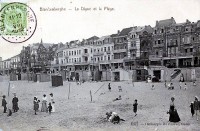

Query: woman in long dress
[
  {"left": 33, "top": 96, "right": 40, "bottom": 115},
  {"left": 167, "top": 97, "right": 181, "bottom": 122},
  {"left": 50, "top": 93, "right": 55, "bottom": 112},
  {"left": 41, "top": 94, "right": 48, "bottom": 112}
]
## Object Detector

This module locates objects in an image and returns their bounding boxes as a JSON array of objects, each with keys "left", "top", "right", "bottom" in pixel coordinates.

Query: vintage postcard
[{"left": 0, "top": 0, "right": 200, "bottom": 130}]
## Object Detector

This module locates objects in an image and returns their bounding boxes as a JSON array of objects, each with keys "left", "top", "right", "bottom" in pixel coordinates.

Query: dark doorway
[{"left": 153, "top": 70, "right": 161, "bottom": 80}]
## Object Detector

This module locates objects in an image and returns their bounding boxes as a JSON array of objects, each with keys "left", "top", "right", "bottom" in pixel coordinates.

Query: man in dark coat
[
  {"left": 2, "top": 95, "right": 7, "bottom": 113},
  {"left": 12, "top": 93, "right": 19, "bottom": 112}
]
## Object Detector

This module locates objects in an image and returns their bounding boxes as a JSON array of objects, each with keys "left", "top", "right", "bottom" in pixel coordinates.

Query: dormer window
[
  {"left": 161, "top": 29, "right": 164, "bottom": 33},
  {"left": 154, "top": 30, "right": 157, "bottom": 34}
]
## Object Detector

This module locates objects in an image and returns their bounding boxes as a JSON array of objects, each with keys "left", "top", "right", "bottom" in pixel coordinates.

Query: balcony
[
  {"left": 123, "top": 57, "right": 136, "bottom": 62},
  {"left": 93, "top": 52, "right": 104, "bottom": 56},
  {"left": 153, "top": 44, "right": 164, "bottom": 48},
  {"left": 82, "top": 53, "right": 89, "bottom": 57},
  {"left": 129, "top": 46, "right": 137, "bottom": 50},
  {"left": 113, "top": 49, "right": 127, "bottom": 53},
  {"left": 106, "top": 50, "right": 111, "bottom": 54},
  {"left": 168, "top": 43, "right": 178, "bottom": 47}
]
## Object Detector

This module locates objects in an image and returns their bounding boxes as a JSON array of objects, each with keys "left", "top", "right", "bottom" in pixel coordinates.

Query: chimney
[
  {"left": 117, "top": 30, "right": 120, "bottom": 34},
  {"left": 156, "top": 20, "right": 159, "bottom": 26}
]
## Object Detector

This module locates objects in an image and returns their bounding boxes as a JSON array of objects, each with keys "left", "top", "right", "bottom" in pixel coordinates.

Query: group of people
[
  {"left": 190, "top": 96, "right": 200, "bottom": 121},
  {"left": 1, "top": 93, "right": 19, "bottom": 116},
  {"left": 33, "top": 93, "right": 55, "bottom": 115},
  {"left": 1, "top": 93, "right": 55, "bottom": 116},
  {"left": 167, "top": 96, "right": 200, "bottom": 122}
]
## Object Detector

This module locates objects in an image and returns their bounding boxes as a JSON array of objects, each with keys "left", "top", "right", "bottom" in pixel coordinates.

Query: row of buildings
[{"left": 1, "top": 17, "right": 200, "bottom": 81}]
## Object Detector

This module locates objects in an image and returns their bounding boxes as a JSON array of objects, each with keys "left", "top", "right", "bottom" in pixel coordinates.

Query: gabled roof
[
  {"left": 110, "top": 34, "right": 118, "bottom": 37},
  {"left": 97, "top": 35, "right": 111, "bottom": 41},
  {"left": 156, "top": 17, "right": 176, "bottom": 27},
  {"left": 130, "top": 26, "right": 145, "bottom": 33},
  {"left": 86, "top": 36, "right": 99, "bottom": 41},
  {"left": 119, "top": 27, "right": 133, "bottom": 36}
]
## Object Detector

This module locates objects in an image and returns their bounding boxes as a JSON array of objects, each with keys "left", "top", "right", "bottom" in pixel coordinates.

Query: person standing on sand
[
  {"left": 50, "top": 93, "right": 55, "bottom": 112},
  {"left": 108, "top": 83, "right": 111, "bottom": 91},
  {"left": 184, "top": 83, "right": 187, "bottom": 90},
  {"left": 41, "top": 94, "right": 48, "bottom": 112},
  {"left": 167, "top": 97, "right": 181, "bottom": 122},
  {"left": 2, "top": 95, "right": 7, "bottom": 113},
  {"left": 190, "top": 102, "right": 194, "bottom": 117},
  {"left": 48, "top": 102, "right": 52, "bottom": 114},
  {"left": 33, "top": 96, "right": 40, "bottom": 115},
  {"left": 12, "top": 93, "right": 19, "bottom": 112},
  {"left": 193, "top": 96, "right": 200, "bottom": 121},
  {"left": 133, "top": 99, "right": 138, "bottom": 116}
]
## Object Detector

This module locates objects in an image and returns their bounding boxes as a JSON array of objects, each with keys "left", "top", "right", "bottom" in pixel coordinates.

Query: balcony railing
[
  {"left": 153, "top": 44, "right": 164, "bottom": 48},
  {"left": 113, "top": 49, "right": 127, "bottom": 53},
  {"left": 82, "top": 53, "right": 89, "bottom": 57},
  {"left": 129, "top": 46, "right": 137, "bottom": 50},
  {"left": 93, "top": 52, "right": 104, "bottom": 56}
]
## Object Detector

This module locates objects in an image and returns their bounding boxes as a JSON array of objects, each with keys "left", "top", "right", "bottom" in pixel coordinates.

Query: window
[
  {"left": 72, "top": 51, "right": 73, "bottom": 55},
  {"left": 175, "top": 40, "right": 178, "bottom": 45},
  {"left": 182, "top": 38, "right": 185, "bottom": 43},
  {"left": 95, "top": 58, "right": 96, "bottom": 62},
  {"left": 79, "top": 58, "right": 81, "bottom": 62},
  {"left": 108, "top": 47, "right": 110, "bottom": 51},
  {"left": 104, "top": 47, "right": 106, "bottom": 52},
  {"left": 192, "top": 37, "right": 195, "bottom": 41},
  {"left": 74, "top": 58, "right": 76, "bottom": 62},
  {"left": 79, "top": 50, "right": 81, "bottom": 54},
  {"left": 156, "top": 51, "right": 158, "bottom": 55},
  {"left": 72, "top": 58, "right": 73, "bottom": 62},
  {"left": 108, "top": 55, "right": 110, "bottom": 60},
  {"left": 94, "top": 49, "right": 96, "bottom": 52},
  {"left": 101, "top": 56, "right": 103, "bottom": 61},
  {"left": 155, "top": 41, "right": 157, "bottom": 45},
  {"left": 162, "top": 40, "right": 164, "bottom": 43},
  {"left": 104, "top": 56, "right": 106, "bottom": 61},
  {"left": 98, "top": 57, "right": 100, "bottom": 61},
  {"left": 158, "top": 40, "right": 161, "bottom": 44},
  {"left": 98, "top": 48, "right": 100, "bottom": 52},
  {"left": 154, "top": 30, "right": 157, "bottom": 34},
  {"left": 190, "top": 48, "right": 193, "bottom": 52},
  {"left": 74, "top": 51, "right": 76, "bottom": 55},
  {"left": 101, "top": 48, "right": 103, "bottom": 52},
  {"left": 131, "top": 44, "right": 133, "bottom": 47},
  {"left": 91, "top": 49, "right": 92, "bottom": 53},
  {"left": 161, "top": 29, "right": 164, "bottom": 33},
  {"left": 69, "top": 51, "right": 71, "bottom": 56},
  {"left": 187, "top": 37, "right": 190, "bottom": 43},
  {"left": 91, "top": 57, "right": 93, "bottom": 60},
  {"left": 66, "top": 51, "right": 68, "bottom": 56},
  {"left": 185, "top": 49, "right": 187, "bottom": 53},
  {"left": 84, "top": 49, "right": 88, "bottom": 53},
  {"left": 185, "top": 28, "right": 188, "bottom": 31}
]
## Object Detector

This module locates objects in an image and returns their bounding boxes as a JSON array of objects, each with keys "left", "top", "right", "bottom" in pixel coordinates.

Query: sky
[{"left": 0, "top": 0, "right": 200, "bottom": 60}]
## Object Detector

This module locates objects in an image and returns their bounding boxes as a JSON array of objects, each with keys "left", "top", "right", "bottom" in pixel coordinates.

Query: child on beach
[
  {"left": 48, "top": 103, "right": 52, "bottom": 114},
  {"left": 151, "top": 85, "right": 155, "bottom": 90},
  {"left": 190, "top": 102, "right": 194, "bottom": 117},
  {"left": 133, "top": 99, "right": 138, "bottom": 116},
  {"left": 108, "top": 83, "right": 111, "bottom": 91},
  {"left": 2, "top": 95, "right": 7, "bottom": 113},
  {"left": 184, "top": 83, "right": 187, "bottom": 90}
]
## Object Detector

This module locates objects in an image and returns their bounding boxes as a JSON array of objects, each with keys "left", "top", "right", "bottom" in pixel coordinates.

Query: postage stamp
[{"left": 0, "top": 2, "right": 37, "bottom": 43}]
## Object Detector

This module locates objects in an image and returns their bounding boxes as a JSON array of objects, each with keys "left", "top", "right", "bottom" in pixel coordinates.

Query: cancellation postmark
[{"left": 0, "top": 2, "right": 37, "bottom": 43}]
